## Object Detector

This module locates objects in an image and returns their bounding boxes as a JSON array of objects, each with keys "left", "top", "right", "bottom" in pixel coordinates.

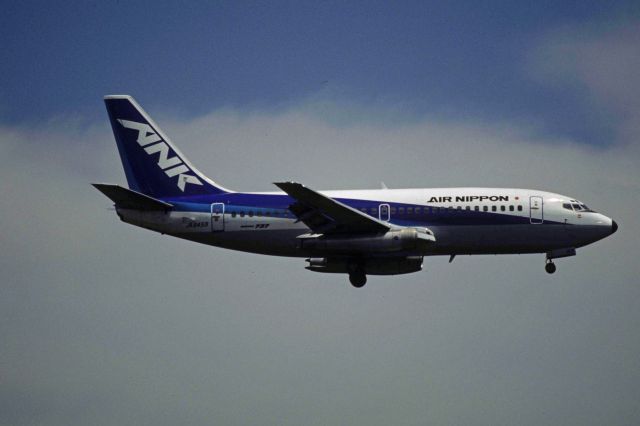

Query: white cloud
[{"left": 2, "top": 98, "right": 639, "bottom": 425}]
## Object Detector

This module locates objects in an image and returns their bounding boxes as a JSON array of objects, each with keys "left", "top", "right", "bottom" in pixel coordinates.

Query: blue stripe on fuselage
[{"left": 162, "top": 192, "right": 562, "bottom": 227}]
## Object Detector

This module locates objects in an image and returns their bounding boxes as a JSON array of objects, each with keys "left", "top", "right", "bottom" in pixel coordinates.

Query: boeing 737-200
[{"left": 94, "top": 95, "right": 618, "bottom": 287}]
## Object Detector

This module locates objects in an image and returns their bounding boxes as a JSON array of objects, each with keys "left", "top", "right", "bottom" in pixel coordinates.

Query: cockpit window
[{"left": 564, "top": 201, "right": 595, "bottom": 212}]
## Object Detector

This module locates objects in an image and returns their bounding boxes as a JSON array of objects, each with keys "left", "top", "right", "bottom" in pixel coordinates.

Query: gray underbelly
[
  {"left": 170, "top": 224, "right": 578, "bottom": 257},
  {"left": 429, "top": 224, "right": 573, "bottom": 254}
]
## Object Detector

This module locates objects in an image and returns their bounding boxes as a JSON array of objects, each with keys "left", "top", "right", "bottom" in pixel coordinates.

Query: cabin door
[
  {"left": 211, "top": 203, "right": 225, "bottom": 232},
  {"left": 529, "top": 196, "right": 544, "bottom": 224}
]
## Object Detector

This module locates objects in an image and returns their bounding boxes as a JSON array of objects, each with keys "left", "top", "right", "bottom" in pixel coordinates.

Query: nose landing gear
[{"left": 544, "top": 248, "right": 575, "bottom": 274}]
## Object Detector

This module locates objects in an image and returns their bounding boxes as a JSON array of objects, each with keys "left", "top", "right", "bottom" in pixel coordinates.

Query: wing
[{"left": 274, "top": 182, "right": 391, "bottom": 235}]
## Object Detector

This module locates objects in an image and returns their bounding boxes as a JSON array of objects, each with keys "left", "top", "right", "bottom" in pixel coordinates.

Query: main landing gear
[
  {"left": 349, "top": 271, "right": 367, "bottom": 288},
  {"left": 348, "top": 264, "right": 367, "bottom": 288},
  {"left": 545, "top": 259, "right": 556, "bottom": 274}
]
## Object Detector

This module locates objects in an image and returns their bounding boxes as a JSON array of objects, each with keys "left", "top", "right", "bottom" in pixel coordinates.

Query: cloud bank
[{"left": 1, "top": 20, "right": 639, "bottom": 426}]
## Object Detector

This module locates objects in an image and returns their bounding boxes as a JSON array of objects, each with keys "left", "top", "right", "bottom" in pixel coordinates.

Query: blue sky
[{"left": 2, "top": 1, "right": 638, "bottom": 144}]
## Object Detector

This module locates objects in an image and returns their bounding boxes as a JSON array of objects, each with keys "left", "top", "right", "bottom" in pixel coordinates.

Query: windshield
[{"left": 563, "top": 201, "right": 595, "bottom": 213}]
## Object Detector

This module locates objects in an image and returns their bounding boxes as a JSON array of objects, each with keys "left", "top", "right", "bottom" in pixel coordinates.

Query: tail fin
[{"left": 104, "top": 95, "right": 230, "bottom": 198}]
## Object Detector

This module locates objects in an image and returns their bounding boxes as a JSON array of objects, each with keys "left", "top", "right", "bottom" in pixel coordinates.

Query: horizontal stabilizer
[{"left": 92, "top": 183, "right": 173, "bottom": 211}]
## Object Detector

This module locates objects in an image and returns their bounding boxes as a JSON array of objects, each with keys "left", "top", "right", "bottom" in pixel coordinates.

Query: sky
[{"left": 1, "top": 2, "right": 640, "bottom": 425}]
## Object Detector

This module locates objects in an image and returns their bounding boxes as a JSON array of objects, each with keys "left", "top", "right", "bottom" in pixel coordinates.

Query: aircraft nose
[{"left": 611, "top": 220, "right": 618, "bottom": 234}]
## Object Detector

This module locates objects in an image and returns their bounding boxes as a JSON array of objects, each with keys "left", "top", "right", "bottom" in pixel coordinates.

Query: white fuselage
[{"left": 116, "top": 187, "right": 615, "bottom": 258}]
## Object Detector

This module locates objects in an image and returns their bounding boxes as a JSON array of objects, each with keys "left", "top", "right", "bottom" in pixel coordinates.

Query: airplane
[{"left": 93, "top": 95, "right": 618, "bottom": 288}]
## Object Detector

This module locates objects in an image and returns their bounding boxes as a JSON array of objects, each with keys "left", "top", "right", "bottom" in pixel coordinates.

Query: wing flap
[
  {"left": 274, "top": 182, "right": 390, "bottom": 234},
  {"left": 92, "top": 183, "right": 173, "bottom": 211}
]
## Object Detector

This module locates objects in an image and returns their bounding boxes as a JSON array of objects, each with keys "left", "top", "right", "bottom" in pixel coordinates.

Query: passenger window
[
  {"left": 474, "top": 206, "right": 479, "bottom": 211},
  {"left": 391, "top": 207, "right": 397, "bottom": 214},
  {"left": 492, "top": 206, "right": 497, "bottom": 212},
  {"left": 517, "top": 205, "right": 522, "bottom": 212},
  {"left": 231, "top": 212, "right": 237, "bottom": 218},
  {"left": 509, "top": 205, "right": 514, "bottom": 211},
  {"left": 465, "top": 206, "right": 470, "bottom": 211},
  {"left": 370, "top": 208, "right": 377, "bottom": 215},
  {"left": 407, "top": 207, "right": 414, "bottom": 214},
  {"left": 500, "top": 206, "right": 505, "bottom": 211},
  {"left": 361, "top": 208, "right": 367, "bottom": 213},
  {"left": 240, "top": 211, "right": 245, "bottom": 218},
  {"left": 483, "top": 206, "right": 488, "bottom": 212},
  {"left": 248, "top": 211, "right": 254, "bottom": 217},
  {"left": 399, "top": 207, "right": 405, "bottom": 214},
  {"left": 456, "top": 206, "right": 462, "bottom": 211}
]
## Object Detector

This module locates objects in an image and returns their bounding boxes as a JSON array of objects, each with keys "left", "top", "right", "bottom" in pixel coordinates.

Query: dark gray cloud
[{"left": 1, "top": 21, "right": 639, "bottom": 426}]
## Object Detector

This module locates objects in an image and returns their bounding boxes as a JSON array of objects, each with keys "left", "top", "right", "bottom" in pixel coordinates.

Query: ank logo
[{"left": 118, "top": 119, "right": 203, "bottom": 191}]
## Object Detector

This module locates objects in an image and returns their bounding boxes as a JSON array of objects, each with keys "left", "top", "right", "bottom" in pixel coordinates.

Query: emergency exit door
[{"left": 379, "top": 204, "right": 390, "bottom": 222}]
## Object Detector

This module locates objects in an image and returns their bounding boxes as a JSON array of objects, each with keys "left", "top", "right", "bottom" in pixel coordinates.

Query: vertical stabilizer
[{"left": 104, "top": 95, "right": 230, "bottom": 198}]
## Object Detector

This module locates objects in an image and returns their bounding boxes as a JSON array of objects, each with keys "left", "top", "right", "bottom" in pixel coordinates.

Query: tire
[
  {"left": 545, "top": 262, "right": 556, "bottom": 274},
  {"left": 349, "top": 272, "right": 367, "bottom": 288}
]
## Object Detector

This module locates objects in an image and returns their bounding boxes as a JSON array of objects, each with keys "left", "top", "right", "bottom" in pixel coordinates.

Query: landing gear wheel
[
  {"left": 349, "top": 272, "right": 367, "bottom": 288},
  {"left": 545, "top": 261, "right": 556, "bottom": 274}
]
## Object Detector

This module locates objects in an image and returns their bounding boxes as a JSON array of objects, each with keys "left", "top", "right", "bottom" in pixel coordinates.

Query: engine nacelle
[
  {"left": 298, "top": 228, "right": 435, "bottom": 255},
  {"left": 306, "top": 256, "right": 423, "bottom": 276}
]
